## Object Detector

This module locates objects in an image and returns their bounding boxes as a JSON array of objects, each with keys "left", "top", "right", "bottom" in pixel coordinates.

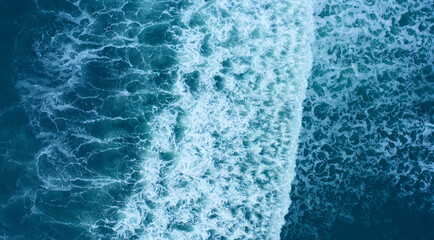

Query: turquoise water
[{"left": 0, "top": 0, "right": 432, "bottom": 239}]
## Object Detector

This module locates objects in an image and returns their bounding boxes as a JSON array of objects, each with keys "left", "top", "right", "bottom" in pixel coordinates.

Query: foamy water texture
[
  {"left": 1, "top": 0, "right": 432, "bottom": 239},
  {"left": 282, "top": 0, "right": 433, "bottom": 239},
  {"left": 0, "top": 0, "right": 313, "bottom": 239},
  {"left": 115, "top": 1, "right": 313, "bottom": 239}
]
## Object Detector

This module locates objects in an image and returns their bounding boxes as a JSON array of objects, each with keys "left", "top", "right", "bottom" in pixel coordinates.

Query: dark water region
[
  {"left": 0, "top": 0, "right": 41, "bottom": 236},
  {"left": 281, "top": 0, "right": 433, "bottom": 240}
]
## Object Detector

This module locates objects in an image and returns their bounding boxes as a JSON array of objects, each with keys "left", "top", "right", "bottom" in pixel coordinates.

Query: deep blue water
[{"left": 0, "top": 0, "right": 432, "bottom": 239}]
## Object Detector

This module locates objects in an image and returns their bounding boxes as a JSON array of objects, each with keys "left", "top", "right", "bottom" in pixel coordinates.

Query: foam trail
[{"left": 115, "top": 0, "right": 314, "bottom": 239}]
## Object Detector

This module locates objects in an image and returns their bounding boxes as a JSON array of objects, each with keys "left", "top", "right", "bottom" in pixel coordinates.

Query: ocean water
[
  {"left": 1, "top": 0, "right": 312, "bottom": 239},
  {"left": 0, "top": 1, "right": 432, "bottom": 240},
  {"left": 281, "top": 0, "right": 433, "bottom": 240}
]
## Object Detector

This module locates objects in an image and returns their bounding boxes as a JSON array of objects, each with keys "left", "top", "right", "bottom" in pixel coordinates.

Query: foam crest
[{"left": 115, "top": 0, "right": 314, "bottom": 239}]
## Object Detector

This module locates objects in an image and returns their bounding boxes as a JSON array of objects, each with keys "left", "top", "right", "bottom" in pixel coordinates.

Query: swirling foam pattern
[
  {"left": 281, "top": 0, "right": 433, "bottom": 239},
  {"left": 0, "top": 0, "right": 313, "bottom": 239}
]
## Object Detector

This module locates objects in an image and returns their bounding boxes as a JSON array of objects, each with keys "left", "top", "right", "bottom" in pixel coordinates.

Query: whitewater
[{"left": 114, "top": 1, "right": 314, "bottom": 239}]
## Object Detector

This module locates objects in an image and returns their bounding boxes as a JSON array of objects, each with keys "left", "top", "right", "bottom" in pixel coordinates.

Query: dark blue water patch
[
  {"left": 0, "top": 1, "right": 40, "bottom": 238},
  {"left": 329, "top": 210, "right": 433, "bottom": 240},
  {"left": 184, "top": 70, "right": 200, "bottom": 93},
  {"left": 0, "top": 0, "right": 33, "bottom": 111},
  {"left": 0, "top": 107, "right": 44, "bottom": 239}
]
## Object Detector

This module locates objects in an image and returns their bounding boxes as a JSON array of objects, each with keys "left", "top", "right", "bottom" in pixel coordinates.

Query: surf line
[{"left": 115, "top": 1, "right": 314, "bottom": 239}]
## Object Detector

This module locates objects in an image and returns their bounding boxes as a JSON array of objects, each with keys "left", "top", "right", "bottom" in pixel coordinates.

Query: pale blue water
[{"left": 0, "top": 0, "right": 432, "bottom": 240}]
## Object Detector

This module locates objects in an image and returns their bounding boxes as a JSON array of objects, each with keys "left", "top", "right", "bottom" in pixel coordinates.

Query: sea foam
[{"left": 115, "top": 0, "right": 314, "bottom": 239}]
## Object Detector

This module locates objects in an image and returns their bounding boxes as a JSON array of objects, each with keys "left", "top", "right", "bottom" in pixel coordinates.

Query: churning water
[{"left": 0, "top": 0, "right": 432, "bottom": 239}]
